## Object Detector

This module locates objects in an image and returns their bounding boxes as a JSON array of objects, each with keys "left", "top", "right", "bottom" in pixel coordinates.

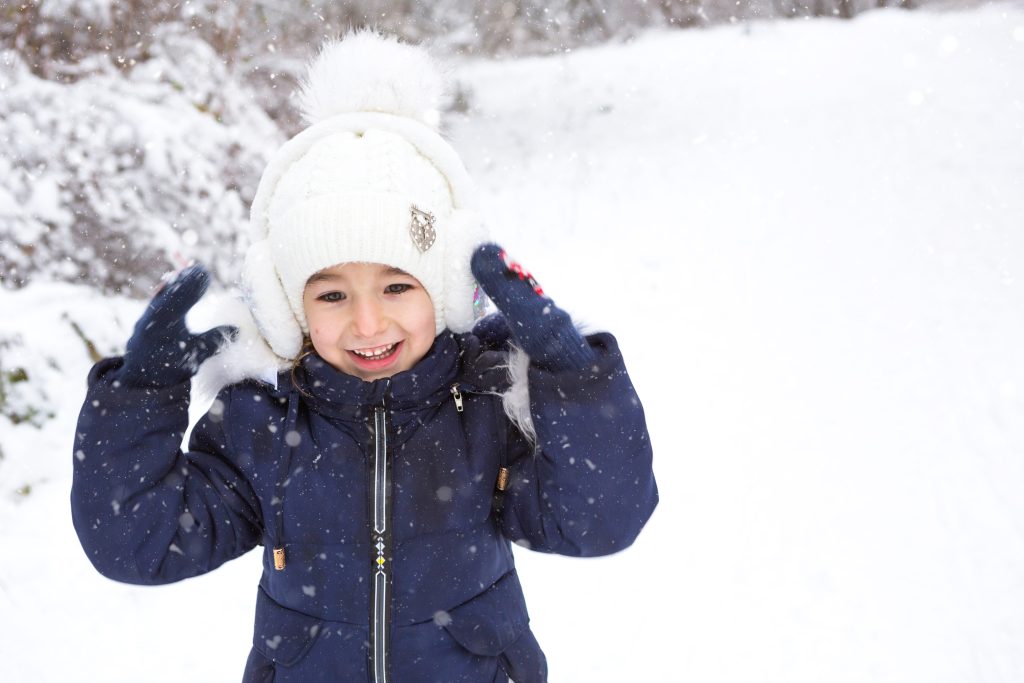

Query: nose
[{"left": 351, "top": 296, "right": 387, "bottom": 338}]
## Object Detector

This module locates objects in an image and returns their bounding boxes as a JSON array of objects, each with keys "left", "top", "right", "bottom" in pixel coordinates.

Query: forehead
[{"left": 306, "top": 262, "right": 409, "bottom": 286}]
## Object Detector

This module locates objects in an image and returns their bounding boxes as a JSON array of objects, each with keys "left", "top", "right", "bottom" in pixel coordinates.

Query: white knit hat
[{"left": 242, "top": 31, "right": 488, "bottom": 361}]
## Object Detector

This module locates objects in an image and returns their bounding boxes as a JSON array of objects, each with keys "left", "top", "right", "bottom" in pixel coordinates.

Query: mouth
[{"left": 347, "top": 341, "right": 402, "bottom": 369}]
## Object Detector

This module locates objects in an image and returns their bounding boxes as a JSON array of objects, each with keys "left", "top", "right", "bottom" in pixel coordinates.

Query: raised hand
[
  {"left": 470, "top": 243, "right": 595, "bottom": 372},
  {"left": 119, "top": 264, "right": 236, "bottom": 388}
]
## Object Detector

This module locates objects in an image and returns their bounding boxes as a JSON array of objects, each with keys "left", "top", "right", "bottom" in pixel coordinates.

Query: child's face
[{"left": 302, "top": 262, "right": 436, "bottom": 381}]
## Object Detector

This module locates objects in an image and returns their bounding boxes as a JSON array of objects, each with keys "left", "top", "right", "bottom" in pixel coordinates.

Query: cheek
[
  {"left": 305, "top": 315, "right": 321, "bottom": 340},
  {"left": 414, "top": 301, "right": 436, "bottom": 339},
  {"left": 305, "top": 306, "right": 337, "bottom": 338},
  {"left": 307, "top": 327, "right": 327, "bottom": 355},
  {"left": 306, "top": 313, "right": 337, "bottom": 349}
]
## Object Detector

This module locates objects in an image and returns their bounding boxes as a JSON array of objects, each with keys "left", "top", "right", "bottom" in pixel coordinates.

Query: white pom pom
[{"left": 298, "top": 31, "right": 446, "bottom": 129}]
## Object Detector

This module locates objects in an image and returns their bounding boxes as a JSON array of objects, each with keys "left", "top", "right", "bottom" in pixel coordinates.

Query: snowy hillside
[{"left": 2, "top": 4, "right": 1023, "bottom": 681}]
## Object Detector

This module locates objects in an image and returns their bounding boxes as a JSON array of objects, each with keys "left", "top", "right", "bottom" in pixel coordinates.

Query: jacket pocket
[
  {"left": 252, "top": 585, "right": 324, "bottom": 667},
  {"left": 497, "top": 628, "right": 548, "bottom": 683},
  {"left": 443, "top": 570, "right": 547, "bottom": 682},
  {"left": 443, "top": 571, "right": 526, "bottom": 655},
  {"left": 247, "top": 586, "right": 369, "bottom": 682}
]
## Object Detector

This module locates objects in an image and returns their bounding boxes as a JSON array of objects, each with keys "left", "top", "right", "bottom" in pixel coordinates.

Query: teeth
[{"left": 351, "top": 342, "right": 397, "bottom": 359}]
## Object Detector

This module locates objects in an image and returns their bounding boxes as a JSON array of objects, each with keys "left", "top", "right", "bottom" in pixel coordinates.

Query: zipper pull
[
  {"left": 450, "top": 384, "right": 464, "bottom": 413},
  {"left": 273, "top": 546, "right": 286, "bottom": 571}
]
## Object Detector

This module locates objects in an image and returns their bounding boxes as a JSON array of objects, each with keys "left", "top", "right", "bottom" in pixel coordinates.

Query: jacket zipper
[
  {"left": 372, "top": 385, "right": 391, "bottom": 683},
  {"left": 450, "top": 383, "right": 464, "bottom": 412},
  {"left": 370, "top": 381, "right": 468, "bottom": 680},
  {"left": 452, "top": 383, "right": 513, "bottom": 507}
]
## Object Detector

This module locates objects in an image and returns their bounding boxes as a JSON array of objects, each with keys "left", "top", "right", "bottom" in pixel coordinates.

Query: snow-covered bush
[
  {"left": 0, "top": 334, "right": 53, "bottom": 431},
  {"left": 0, "top": 28, "right": 281, "bottom": 294}
]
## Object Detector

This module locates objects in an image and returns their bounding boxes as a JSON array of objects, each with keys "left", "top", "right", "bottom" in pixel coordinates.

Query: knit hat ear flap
[
  {"left": 444, "top": 208, "right": 489, "bottom": 332},
  {"left": 242, "top": 239, "right": 303, "bottom": 360}
]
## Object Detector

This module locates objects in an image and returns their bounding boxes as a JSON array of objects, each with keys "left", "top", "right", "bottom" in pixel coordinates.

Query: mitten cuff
[{"left": 92, "top": 356, "right": 193, "bottom": 392}]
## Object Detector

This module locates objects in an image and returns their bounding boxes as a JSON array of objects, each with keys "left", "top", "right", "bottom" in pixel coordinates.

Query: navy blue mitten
[
  {"left": 471, "top": 312, "right": 513, "bottom": 352},
  {"left": 119, "top": 264, "right": 237, "bottom": 388},
  {"left": 470, "top": 243, "right": 595, "bottom": 372}
]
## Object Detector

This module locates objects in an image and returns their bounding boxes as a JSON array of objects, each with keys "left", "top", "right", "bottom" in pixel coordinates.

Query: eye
[
  {"left": 384, "top": 283, "right": 413, "bottom": 295},
  {"left": 317, "top": 291, "right": 345, "bottom": 303}
]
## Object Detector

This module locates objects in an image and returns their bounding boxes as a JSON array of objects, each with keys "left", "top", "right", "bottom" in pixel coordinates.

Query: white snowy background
[{"left": 2, "top": 3, "right": 1024, "bottom": 680}]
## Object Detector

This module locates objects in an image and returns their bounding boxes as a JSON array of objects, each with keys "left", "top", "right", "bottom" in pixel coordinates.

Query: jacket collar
[{"left": 286, "top": 331, "right": 464, "bottom": 418}]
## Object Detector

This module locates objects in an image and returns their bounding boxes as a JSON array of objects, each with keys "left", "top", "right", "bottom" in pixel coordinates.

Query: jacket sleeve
[
  {"left": 71, "top": 358, "right": 263, "bottom": 585},
  {"left": 499, "top": 332, "right": 658, "bottom": 557}
]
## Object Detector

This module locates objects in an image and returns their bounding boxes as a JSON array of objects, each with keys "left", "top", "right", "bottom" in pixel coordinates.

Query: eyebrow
[
  {"left": 305, "top": 266, "right": 411, "bottom": 286},
  {"left": 306, "top": 271, "right": 339, "bottom": 286}
]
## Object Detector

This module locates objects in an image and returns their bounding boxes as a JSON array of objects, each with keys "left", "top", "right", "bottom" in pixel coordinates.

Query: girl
[{"left": 72, "top": 32, "right": 657, "bottom": 682}]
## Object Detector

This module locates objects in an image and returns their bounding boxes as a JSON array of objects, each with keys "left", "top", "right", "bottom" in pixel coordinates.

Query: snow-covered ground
[{"left": 2, "top": 4, "right": 1023, "bottom": 680}]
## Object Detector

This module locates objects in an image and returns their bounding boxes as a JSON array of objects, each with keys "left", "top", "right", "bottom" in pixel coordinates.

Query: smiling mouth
[{"left": 349, "top": 342, "right": 400, "bottom": 362}]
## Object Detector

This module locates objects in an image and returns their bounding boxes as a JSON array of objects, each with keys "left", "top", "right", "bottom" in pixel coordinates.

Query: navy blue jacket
[{"left": 72, "top": 331, "right": 657, "bottom": 682}]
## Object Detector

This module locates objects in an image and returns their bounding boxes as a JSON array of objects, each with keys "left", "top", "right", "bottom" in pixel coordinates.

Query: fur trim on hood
[{"left": 186, "top": 290, "right": 288, "bottom": 403}]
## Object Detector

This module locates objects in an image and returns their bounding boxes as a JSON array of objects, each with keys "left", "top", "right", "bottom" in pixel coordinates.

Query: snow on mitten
[
  {"left": 119, "top": 264, "right": 237, "bottom": 388},
  {"left": 470, "top": 243, "right": 595, "bottom": 372}
]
